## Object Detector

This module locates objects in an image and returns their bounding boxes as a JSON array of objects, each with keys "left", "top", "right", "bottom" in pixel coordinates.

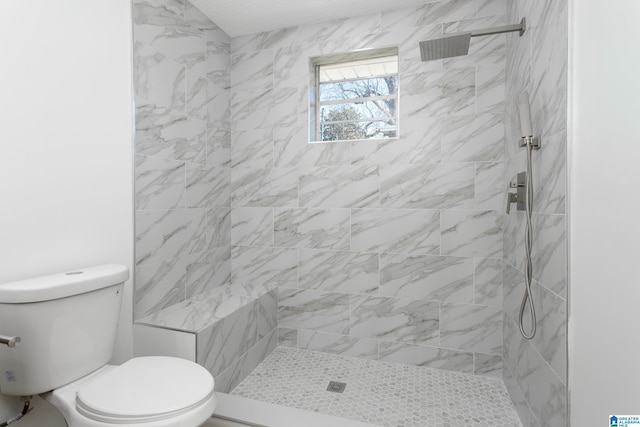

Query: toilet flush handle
[{"left": 0, "top": 335, "right": 20, "bottom": 348}]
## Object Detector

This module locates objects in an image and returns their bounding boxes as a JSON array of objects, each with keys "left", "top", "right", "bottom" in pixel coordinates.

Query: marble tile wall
[
  {"left": 133, "top": 0, "right": 231, "bottom": 320},
  {"left": 229, "top": 0, "right": 509, "bottom": 377},
  {"left": 502, "top": 0, "right": 567, "bottom": 426}
]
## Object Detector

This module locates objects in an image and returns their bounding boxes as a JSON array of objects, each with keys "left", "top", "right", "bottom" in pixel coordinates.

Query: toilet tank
[{"left": 0, "top": 265, "right": 128, "bottom": 396}]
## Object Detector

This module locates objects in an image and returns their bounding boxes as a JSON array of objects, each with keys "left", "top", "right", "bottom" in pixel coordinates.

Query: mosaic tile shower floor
[{"left": 231, "top": 347, "right": 522, "bottom": 427}]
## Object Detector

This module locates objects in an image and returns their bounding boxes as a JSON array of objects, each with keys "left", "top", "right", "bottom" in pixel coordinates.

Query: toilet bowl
[{"left": 44, "top": 356, "right": 216, "bottom": 427}]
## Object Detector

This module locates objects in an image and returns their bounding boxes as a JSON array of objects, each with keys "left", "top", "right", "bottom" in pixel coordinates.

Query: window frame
[{"left": 309, "top": 47, "right": 399, "bottom": 143}]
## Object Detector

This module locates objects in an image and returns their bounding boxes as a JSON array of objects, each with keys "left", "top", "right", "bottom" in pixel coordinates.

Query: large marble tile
[
  {"left": 205, "top": 29, "right": 231, "bottom": 88},
  {"left": 133, "top": 1, "right": 200, "bottom": 60},
  {"left": 133, "top": 0, "right": 185, "bottom": 23},
  {"left": 443, "top": 33, "right": 505, "bottom": 69},
  {"left": 135, "top": 154, "right": 185, "bottom": 210},
  {"left": 185, "top": 248, "right": 231, "bottom": 298},
  {"left": 533, "top": 131, "right": 566, "bottom": 214},
  {"left": 274, "top": 44, "right": 311, "bottom": 90},
  {"left": 197, "top": 300, "right": 259, "bottom": 376},
  {"left": 349, "top": 295, "right": 439, "bottom": 346},
  {"left": 420, "top": 0, "right": 478, "bottom": 24},
  {"left": 231, "top": 26, "right": 302, "bottom": 56},
  {"left": 231, "top": 128, "right": 273, "bottom": 169},
  {"left": 230, "top": 49, "right": 274, "bottom": 92},
  {"left": 186, "top": 61, "right": 209, "bottom": 121},
  {"left": 134, "top": 257, "right": 187, "bottom": 319},
  {"left": 519, "top": 339, "right": 567, "bottom": 427},
  {"left": 502, "top": 314, "right": 521, "bottom": 374},
  {"left": 298, "top": 249, "right": 378, "bottom": 295},
  {"left": 477, "top": 63, "right": 506, "bottom": 113},
  {"left": 278, "top": 288, "right": 350, "bottom": 334},
  {"left": 231, "top": 87, "right": 306, "bottom": 131},
  {"left": 401, "top": 69, "right": 475, "bottom": 117},
  {"left": 231, "top": 207, "right": 274, "bottom": 247},
  {"left": 379, "top": 341, "right": 473, "bottom": 374},
  {"left": 274, "top": 208, "right": 350, "bottom": 250},
  {"left": 440, "top": 302, "right": 502, "bottom": 354},
  {"left": 297, "top": 331, "right": 378, "bottom": 360},
  {"left": 206, "top": 82, "right": 230, "bottom": 130},
  {"left": 530, "top": 0, "right": 567, "bottom": 139},
  {"left": 136, "top": 209, "right": 207, "bottom": 266},
  {"left": 380, "top": 163, "right": 475, "bottom": 209},
  {"left": 379, "top": 253, "right": 474, "bottom": 303},
  {"left": 503, "top": 207, "right": 520, "bottom": 268},
  {"left": 474, "top": 353, "right": 503, "bottom": 378},
  {"left": 297, "top": 13, "right": 381, "bottom": 46},
  {"left": 231, "top": 246, "right": 298, "bottom": 287},
  {"left": 206, "top": 123, "right": 231, "bottom": 168},
  {"left": 206, "top": 207, "right": 230, "bottom": 248},
  {"left": 381, "top": 5, "right": 439, "bottom": 29},
  {"left": 443, "top": 14, "right": 506, "bottom": 34},
  {"left": 441, "top": 209, "right": 503, "bottom": 258},
  {"left": 356, "top": 25, "right": 444, "bottom": 78},
  {"left": 503, "top": 262, "right": 525, "bottom": 325},
  {"left": 531, "top": 282, "right": 567, "bottom": 382},
  {"left": 478, "top": 0, "right": 508, "bottom": 17},
  {"left": 351, "top": 208, "right": 440, "bottom": 254},
  {"left": 475, "top": 257, "right": 503, "bottom": 306},
  {"left": 441, "top": 113, "right": 505, "bottom": 162},
  {"left": 350, "top": 117, "right": 441, "bottom": 165},
  {"left": 299, "top": 166, "right": 379, "bottom": 208},
  {"left": 134, "top": 41, "right": 185, "bottom": 113},
  {"left": 135, "top": 99, "right": 206, "bottom": 163},
  {"left": 475, "top": 162, "right": 505, "bottom": 210},
  {"left": 215, "top": 330, "right": 278, "bottom": 393},
  {"left": 274, "top": 126, "right": 350, "bottom": 168},
  {"left": 503, "top": 360, "right": 530, "bottom": 426},
  {"left": 185, "top": 163, "right": 230, "bottom": 208},
  {"left": 258, "top": 289, "right": 278, "bottom": 340},
  {"left": 231, "top": 168, "right": 298, "bottom": 207},
  {"left": 531, "top": 213, "right": 566, "bottom": 297}
]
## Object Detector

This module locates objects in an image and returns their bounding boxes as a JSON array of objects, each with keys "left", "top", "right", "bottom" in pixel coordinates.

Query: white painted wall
[
  {"left": 569, "top": 0, "right": 640, "bottom": 424},
  {"left": 0, "top": 1, "right": 134, "bottom": 425}
]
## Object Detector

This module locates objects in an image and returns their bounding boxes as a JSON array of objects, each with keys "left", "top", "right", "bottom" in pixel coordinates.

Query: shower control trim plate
[{"left": 506, "top": 172, "right": 527, "bottom": 213}]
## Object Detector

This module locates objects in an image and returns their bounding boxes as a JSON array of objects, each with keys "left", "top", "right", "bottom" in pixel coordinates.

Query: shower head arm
[{"left": 470, "top": 17, "right": 526, "bottom": 38}]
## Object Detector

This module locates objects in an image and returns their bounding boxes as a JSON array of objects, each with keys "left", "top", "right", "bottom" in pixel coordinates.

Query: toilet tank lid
[{"left": 0, "top": 265, "right": 129, "bottom": 303}]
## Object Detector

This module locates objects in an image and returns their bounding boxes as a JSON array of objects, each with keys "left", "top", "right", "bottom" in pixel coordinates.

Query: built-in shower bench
[{"left": 133, "top": 283, "right": 278, "bottom": 393}]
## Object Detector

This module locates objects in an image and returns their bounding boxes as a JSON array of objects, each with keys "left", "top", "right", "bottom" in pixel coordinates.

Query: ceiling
[{"left": 189, "top": 0, "right": 428, "bottom": 37}]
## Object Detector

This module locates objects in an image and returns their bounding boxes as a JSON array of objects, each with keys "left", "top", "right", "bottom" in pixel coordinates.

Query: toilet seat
[
  {"left": 75, "top": 357, "right": 214, "bottom": 424},
  {"left": 45, "top": 356, "right": 216, "bottom": 427}
]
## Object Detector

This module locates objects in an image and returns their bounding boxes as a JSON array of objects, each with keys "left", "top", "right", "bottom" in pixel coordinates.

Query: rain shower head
[
  {"left": 420, "top": 18, "right": 527, "bottom": 61},
  {"left": 419, "top": 33, "right": 472, "bottom": 61}
]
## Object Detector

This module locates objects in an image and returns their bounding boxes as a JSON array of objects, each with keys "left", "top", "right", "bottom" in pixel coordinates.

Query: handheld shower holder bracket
[{"left": 519, "top": 136, "right": 541, "bottom": 150}]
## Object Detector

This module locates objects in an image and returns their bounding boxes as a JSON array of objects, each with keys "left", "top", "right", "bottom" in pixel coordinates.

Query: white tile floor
[{"left": 231, "top": 347, "right": 522, "bottom": 427}]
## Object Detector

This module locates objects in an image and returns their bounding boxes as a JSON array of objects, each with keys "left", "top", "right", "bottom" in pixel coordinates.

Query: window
[{"left": 310, "top": 48, "right": 399, "bottom": 142}]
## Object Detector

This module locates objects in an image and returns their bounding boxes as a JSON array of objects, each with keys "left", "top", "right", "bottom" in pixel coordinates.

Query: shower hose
[{"left": 519, "top": 139, "right": 537, "bottom": 340}]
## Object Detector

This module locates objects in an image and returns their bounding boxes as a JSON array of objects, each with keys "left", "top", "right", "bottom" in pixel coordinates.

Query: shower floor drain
[{"left": 327, "top": 381, "right": 347, "bottom": 393}]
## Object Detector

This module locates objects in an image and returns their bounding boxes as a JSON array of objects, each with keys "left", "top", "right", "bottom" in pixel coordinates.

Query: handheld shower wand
[{"left": 515, "top": 92, "right": 540, "bottom": 340}]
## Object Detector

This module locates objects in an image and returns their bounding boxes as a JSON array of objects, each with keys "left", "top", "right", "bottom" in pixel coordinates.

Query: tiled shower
[{"left": 132, "top": 0, "right": 567, "bottom": 426}]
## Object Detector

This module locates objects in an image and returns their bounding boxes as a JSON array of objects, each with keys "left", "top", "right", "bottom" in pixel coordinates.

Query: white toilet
[{"left": 0, "top": 265, "right": 216, "bottom": 427}]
